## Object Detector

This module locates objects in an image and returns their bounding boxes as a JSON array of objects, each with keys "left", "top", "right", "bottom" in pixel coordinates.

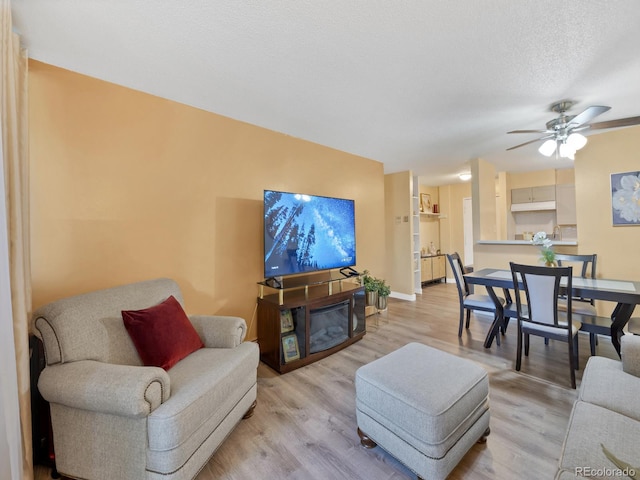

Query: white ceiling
[{"left": 11, "top": 0, "right": 640, "bottom": 185}]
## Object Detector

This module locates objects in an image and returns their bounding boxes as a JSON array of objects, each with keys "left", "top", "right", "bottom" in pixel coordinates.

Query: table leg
[
  {"left": 611, "top": 303, "right": 636, "bottom": 357},
  {"left": 501, "top": 288, "right": 514, "bottom": 334},
  {"left": 483, "top": 286, "right": 504, "bottom": 348}
]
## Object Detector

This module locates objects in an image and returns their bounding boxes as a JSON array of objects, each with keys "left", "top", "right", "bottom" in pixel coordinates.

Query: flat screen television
[{"left": 263, "top": 190, "right": 356, "bottom": 279}]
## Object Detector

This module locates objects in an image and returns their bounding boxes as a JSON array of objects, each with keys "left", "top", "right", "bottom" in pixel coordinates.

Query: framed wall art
[
  {"left": 611, "top": 171, "right": 640, "bottom": 226},
  {"left": 420, "top": 193, "right": 432, "bottom": 213}
]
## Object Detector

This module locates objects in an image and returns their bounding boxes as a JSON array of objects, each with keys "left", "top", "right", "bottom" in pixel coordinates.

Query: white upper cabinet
[
  {"left": 511, "top": 185, "right": 556, "bottom": 204},
  {"left": 556, "top": 184, "right": 577, "bottom": 225}
]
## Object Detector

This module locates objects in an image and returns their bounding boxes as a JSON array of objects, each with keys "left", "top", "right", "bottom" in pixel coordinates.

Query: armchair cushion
[
  {"left": 578, "top": 355, "right": 640, "bottom": 423},
  {"left": 123, "top": 295, "right": 204, "bottom": 370},
  {"left": 146, "top": 342, "right": 259, "bottom": 473}
]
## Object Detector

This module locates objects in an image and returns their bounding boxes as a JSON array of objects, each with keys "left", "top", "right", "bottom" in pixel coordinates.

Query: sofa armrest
[
  {"left": 621, "top": 334, "right": 640, "bottom": 377},
  {"left": 189, "top": 315, "right": 247, "bottom": 348},
  {"left": 38, "top": 360, "right": 170, "bottom": 418}
]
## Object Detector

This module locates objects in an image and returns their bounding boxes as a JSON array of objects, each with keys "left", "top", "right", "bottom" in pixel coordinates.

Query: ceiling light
[
  {"left": 566, "top": 132, "right": 588, "bottom": 151},
  {"left": 538, "top": 139, "right": 557, "bottom": 157},
  {"left": 458, "top": 173, "right": 472, "bottom": 181},
  {"left": 559, "top": 142, "right": 576, "bottom": 160}
]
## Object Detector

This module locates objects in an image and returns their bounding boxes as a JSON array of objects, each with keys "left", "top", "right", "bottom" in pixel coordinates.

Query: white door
[{"left": 463, "top": 197, "right": 473, "bottom": 266}]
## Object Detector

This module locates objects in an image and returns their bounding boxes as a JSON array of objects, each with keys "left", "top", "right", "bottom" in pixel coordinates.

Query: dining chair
[
  {"left": 447, "top": 252, "right": 506, "bottom": 343},
  {"left": 554, "top": 254, "right": 607, "bottom": 355},
  {"left": 509, "top": 262, "right": 582, "bottom": 388},
  {"left": 555, "top": 253, "right": 598, "bottom": 315}
]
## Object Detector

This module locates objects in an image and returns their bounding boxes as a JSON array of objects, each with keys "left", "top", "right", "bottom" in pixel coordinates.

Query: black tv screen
[{"left": 264, "top": 190, "right": 356, "bottom": 278}]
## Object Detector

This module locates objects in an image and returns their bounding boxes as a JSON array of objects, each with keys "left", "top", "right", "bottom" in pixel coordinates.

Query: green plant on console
[
  {"left": 360, "top": 270, "right": 390, "bottom": 296},
  {"left": 377, "top": 279, "right": 391, "bottom": 297},
  {"left": 375, "top": 278, "right": 391, "bottom": 310},
  {"left": 361, "top": 270, "right": 380, "bottom": 293}
]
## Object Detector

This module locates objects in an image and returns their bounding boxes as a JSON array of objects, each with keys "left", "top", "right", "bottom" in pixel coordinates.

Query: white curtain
[
  {"left": 1, "top": 0, "right": 33, "bottom": 479},
  {"left": 0, "top": 159, "right": 23, "bottom": 480}
]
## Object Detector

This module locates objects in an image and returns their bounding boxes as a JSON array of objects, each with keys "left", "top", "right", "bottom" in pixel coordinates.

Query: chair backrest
[
  {"left": 555, "top": 253, "right": 596, "bottom": 303},
  {"left": 509, "top": 262, "right": 573, "bottom": 328},
  {"left": 446, "top": 252, "right": 469, "bottom": 299},
  {"left": 555, "top": 253, "right": 597, "bottom": 279},
  {"left": 33, "top": 278, "right": 183, "bottom": 366}
]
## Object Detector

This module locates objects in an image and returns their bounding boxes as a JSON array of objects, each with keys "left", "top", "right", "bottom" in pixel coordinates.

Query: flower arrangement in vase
[{"left": 532, "top": 231, "right": 556, "bottom": 266}]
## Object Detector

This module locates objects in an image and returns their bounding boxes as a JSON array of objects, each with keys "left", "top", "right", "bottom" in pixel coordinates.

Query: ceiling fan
[{"left": 506, "top": 100, "right": 640, "bottom": 159}]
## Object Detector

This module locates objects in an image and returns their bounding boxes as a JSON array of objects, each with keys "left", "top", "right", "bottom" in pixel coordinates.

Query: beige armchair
[
  {"left": 555, "top": 335, "right": 640, "bottom": 478},
  {"left": 33, "top": 278, "right": 259, "bottom": 480}
]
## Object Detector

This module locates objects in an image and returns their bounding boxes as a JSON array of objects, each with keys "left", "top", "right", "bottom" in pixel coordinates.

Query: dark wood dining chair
[
  {"left": 447, "top": 252, "right": 506, "bottom": 343},
  {"left": 509, "top": 262, "right": 582, "bottom": 389},
  {"left": 555, "top": 253, "right": 598, "bottom": 315},
  {"left": 555, "top": 253, "right": 608, "bottom": 355}
]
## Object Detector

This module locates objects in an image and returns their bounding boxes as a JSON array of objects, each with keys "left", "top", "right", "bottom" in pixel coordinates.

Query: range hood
[{"left": 510, "top": 201, "right": 556, "bottom": 212}]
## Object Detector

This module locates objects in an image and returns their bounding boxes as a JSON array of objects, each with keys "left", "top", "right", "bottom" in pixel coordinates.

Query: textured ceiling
[{"left": 11, "top": 0, "right": 640, "bottom": 185}]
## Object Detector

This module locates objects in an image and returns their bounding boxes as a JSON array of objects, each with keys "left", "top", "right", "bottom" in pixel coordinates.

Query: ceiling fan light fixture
[
  {"left": 508, "top": 101, "right": 640, "bottom": 159},
  {"left": 458, "top": 172, "right": 472, "bottom": 181},
  {"left": 538, "top": 139, "right": 557, "bottom": 157},
  {"left": 566, "top": 132, "right": 588, "bottom": 151}
]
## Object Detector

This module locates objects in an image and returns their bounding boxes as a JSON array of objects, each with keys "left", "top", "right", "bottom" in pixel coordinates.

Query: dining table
[{"left": 463, "top": 267, "right": 640, "bottom": 356}]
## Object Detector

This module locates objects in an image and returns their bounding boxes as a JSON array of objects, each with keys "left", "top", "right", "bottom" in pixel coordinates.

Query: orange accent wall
[{"left": 28, "top": 61, "right": 386, "bottom": 341}]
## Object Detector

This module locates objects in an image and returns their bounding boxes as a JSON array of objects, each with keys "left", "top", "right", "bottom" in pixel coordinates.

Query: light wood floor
[{"left": 35, "top": 282, "right": 619, "bottom": 480}]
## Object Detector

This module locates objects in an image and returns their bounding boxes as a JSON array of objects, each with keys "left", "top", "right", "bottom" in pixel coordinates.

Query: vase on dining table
[{"left": 532, "top": 231, "right": 556, "bottom": 267}]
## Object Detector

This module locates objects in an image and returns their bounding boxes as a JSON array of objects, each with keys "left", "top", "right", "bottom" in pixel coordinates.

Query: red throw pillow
[{"left": 122, "top": 295, "right": 204, "bottom": 370}]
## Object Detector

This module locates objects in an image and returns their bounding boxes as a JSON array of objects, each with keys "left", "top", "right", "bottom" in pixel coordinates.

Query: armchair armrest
[
  {"left": 189, "top": 315, "right": 247, "bottom": 348},
  {"left": 38, "top": 360, "right": 170, "bottom": 418},
  {"left": 621, "top": 334, "right": 640, "bottom": 378}
]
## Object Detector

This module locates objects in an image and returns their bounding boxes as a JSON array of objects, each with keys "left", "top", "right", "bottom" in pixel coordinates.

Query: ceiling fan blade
[
  {"left": 507, "top": 129, "right": 551, "bottom": 134},
  {"left": 588, "top": 116, "right": 640, "bottom": 130},
  {"left": 568, "top": 105, "right": 611, "bottom": 127},
  {"left": 570, "top": 126, "right": 590, "bottom": 132},
  {"left": 506, "top": 134, "right": 555, "bottom": 151}
]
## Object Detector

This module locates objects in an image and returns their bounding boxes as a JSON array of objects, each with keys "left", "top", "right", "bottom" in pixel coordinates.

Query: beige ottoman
[{"left": 355, "top": 342, "right": 490, "bottom": 480}]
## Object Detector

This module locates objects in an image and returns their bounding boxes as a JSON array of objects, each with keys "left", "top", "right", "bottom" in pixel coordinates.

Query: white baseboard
[{"left": 389, "top": 291, "right": 416, "bottom": 302}]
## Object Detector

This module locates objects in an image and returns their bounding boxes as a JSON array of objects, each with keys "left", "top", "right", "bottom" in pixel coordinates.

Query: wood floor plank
[{"left": 35, "top": 282, "right": 619, "bottom": 479}]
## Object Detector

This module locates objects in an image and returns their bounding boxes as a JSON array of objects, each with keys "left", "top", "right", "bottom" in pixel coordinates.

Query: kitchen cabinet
[
  {"left": 420, "top": 258, "right": 430, "bottom": 282},
  {"left": 511, "top": 187, "right": 533, "bottom": 204},
  {"left": 511, "top": 185, "right": 556, "bottom": 204},
  {"left": 556, "top": 184, "right": 577, "bottom": 225},
  {"left": 532, "top": 185, "right": 556, "bottom": 202},
  {"left": 432, "top": 255, "right": 446, "bottom": 280},
  {"left": 421, "top": 255, "right": 446, "bottom": 284}
]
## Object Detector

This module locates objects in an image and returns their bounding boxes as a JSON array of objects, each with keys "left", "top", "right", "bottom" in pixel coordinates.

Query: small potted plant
[
  {"left": 376, "top": 279, "right": 391, "bottom": 310},
  {"left": 360, "top": 270, "right": 379, "bottom": 306}
]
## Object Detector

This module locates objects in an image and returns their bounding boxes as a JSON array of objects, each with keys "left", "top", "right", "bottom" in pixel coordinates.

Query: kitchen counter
[
  {"left": 476, "top": 240, "right": 578, "bottom": 246},
  {"left": 474, "top": 236, "right": 579, "bottom": 276}
]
